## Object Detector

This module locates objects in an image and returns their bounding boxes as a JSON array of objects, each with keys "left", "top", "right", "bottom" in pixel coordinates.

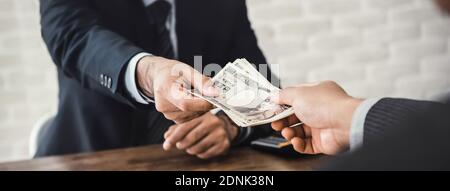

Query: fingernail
[
  {"left": 163, "top": 141, "right": 171, "bottom": 150},
  {"left": 176, "top": 142, "right": 182, "bottom": 149}
]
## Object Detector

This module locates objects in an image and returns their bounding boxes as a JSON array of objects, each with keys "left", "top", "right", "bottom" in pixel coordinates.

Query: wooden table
[{"left": 0, "top": 145, "right": 326, "bottom": 171}]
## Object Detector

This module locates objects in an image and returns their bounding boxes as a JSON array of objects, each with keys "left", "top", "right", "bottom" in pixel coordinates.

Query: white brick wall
[
  {"left": 249, "top": 0, "right": 450, "bottom": 99},
  {"left": 0, "top": 0, "right": 450, "bottom": 162},
  {"left": 0, "top": 0, "right": 57, "bottom": 162}
]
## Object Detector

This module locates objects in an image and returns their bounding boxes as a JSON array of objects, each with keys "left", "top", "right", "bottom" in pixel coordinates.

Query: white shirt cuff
[
  {"left": 125, "top": 52, "right": 154, "bottom": 104},
  {"left": 349, "top": 97, "right": 383, "bottom": 151}
]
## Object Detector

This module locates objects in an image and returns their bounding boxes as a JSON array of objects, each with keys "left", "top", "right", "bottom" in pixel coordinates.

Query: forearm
[{"left": 40, "top": 0, "right": 145, "bottom": 104}]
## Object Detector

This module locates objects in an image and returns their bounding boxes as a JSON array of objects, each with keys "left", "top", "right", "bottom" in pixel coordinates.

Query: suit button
[
  {"left": 103, "top": 76, "right": 108, "bottom": 87},
  {"left": 107, "top": 78, "right": 112, "bottom": 89},
  {"left": 100, "top": 74, "right": 104, "bottom": 86}
]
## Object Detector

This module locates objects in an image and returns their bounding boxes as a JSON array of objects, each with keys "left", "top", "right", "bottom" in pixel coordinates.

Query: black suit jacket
[
  {"left": 37, "top": 0, "right": 273, "bottom": 156},
  {"left": 323, "top": 97, "right": 450, "bottom": 170}
]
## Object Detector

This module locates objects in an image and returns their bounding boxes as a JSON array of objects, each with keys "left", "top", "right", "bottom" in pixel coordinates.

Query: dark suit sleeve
[
  {"left": 40, "top": 0, "right": 145, "bottom": 107},
  {"left": 321, "top": 98, "right": 450, "bottom": 170},
  {"left": 363, "top": 98, "right": 449, "bottom": 145},
  {"left": 228, "top": 0, "right": 275, "bottom": 145}
]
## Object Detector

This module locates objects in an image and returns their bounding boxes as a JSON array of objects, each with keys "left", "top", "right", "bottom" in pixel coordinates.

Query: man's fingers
[
  {"left": 271, "top": 115, "right": 300, "bottom": 131},
  {"left": 177, "top": 64, "right": 218, "bottom": 97},
  {"left": 189, "top": 68, "right": 219, "bottom": 97},
  {"left": 196, "top": 140, "right": 229, "bottom": 159},
  {"left": 291, "top": 137, "right": 317, "bottom": 154},
  {"left": 270, "top": 87, "right": 299, "bottom": 106},
  {"left": 281, "top": 126, "right": 305, "bottom": 140},
  {"left": 302, "top": 125, "right": 313, "bottom": 138},
  {"left": 185, "top": 133, "right": 218, "bottom": 156},
  {"left": 271, "top": 119, "right": 288, "bottom": 131},
  {"left": 155, "top": 95, "right": 179, "bottom": 113},
  {"left": 164, "top": 118, "right": 202, "bottom": 147},
  {"left": 164, "top": 125, "right": 176, "bottom": 139},
  {"left": 176, "top": 122, "right": 214, "bottom": 150},
  {"left": 167, "top": 85, "right": 213, "bottom": 112}
]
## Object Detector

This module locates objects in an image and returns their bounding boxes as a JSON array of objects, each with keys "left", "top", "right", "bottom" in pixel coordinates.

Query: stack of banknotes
[{"left": 190, "top": 59, "right": 294, "bottom": 127}]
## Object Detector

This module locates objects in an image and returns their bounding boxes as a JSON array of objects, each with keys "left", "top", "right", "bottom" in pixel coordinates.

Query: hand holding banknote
[
  {"left": 137, "top": 56, "right": 216, "bottom": 124},
  {"left": 271, "top": 81, "right": 363, "bottom": 155}
]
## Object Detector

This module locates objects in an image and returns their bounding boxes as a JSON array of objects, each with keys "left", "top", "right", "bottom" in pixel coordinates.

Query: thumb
[
  {"left": 270, "top": 87, "right": 298, "bottom": 106},
  {"left": 185, "top": 67, "right": 219, "bottom": 96}
]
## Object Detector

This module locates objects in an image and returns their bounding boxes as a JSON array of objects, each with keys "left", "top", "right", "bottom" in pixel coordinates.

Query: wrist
[
  {"left": 136, "top": 56, "right": 162, "bottom": 97},
  {"left": 334, "top": 97, "right": 364, "bottom": 146},
  {"left": 217, "top": 114, "right": 238, "bottom": 141}
]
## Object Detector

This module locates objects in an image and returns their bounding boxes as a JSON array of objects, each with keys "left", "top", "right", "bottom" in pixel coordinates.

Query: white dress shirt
[{"left": 125, "top": 0, "right": 177, "bottom": 104}]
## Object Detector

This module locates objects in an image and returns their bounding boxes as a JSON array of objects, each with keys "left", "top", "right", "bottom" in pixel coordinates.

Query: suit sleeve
[
  {"left": 363, "top": 98, "right": 450, "bottom": 145},
  {"left": 320, "top": 97, "right": 450, "bottom": 170},
  {"left": 228, "top": 0, "right": 275, "bottom": 145},
  {"left": 40, "top": 0, "right": 146, "bottom": 107}
]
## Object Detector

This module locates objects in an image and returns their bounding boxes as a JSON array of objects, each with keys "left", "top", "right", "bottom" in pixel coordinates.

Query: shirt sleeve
[{"left": 349, "top": 97, "right": 383, "bottom": 151}]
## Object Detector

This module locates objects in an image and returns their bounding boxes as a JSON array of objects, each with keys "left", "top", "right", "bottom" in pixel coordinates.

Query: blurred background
[{"left": 0, "top": 0, "right": 450, "bottom": 162}]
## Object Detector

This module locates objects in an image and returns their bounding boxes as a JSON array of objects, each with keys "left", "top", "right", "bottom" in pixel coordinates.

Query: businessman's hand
[
  {"left": 137, "top": 56, "right": 216, "bottom": 124},
  {"left": 163, "top": 112, "right": 238, "bottom": 159},
  {"left": 271, "top": 81, "right": 363, "bottom": 155}
]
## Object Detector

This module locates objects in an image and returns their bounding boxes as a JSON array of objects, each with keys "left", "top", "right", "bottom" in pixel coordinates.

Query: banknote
[{"left": 190, "top": 59, "right": 294, "bottom": 127}]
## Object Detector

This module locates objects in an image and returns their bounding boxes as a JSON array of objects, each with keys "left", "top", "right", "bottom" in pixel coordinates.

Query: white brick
[
  {"left": 336, "top": 45, "right": 388, "bottom": 64},
  {"left": 0, "top": 16, "right": 19, "bottom": 34},
  {"left": 260, "top": 38, "right": 306, "bottom": 59},
  {"left": 340, "top": 81, "right": 395, "bottom": 98},
  {"left": 363, "top": 0, "right": 410, "bottom": 10},
  {"left": 246, "top": 0, "right": 276, "bottom": 9},
  {"left": 0, "top": 0, "right": 16, "bottom": 15},
  {"left": 0, "top": 109, "right": 8, "bottom": 125},
  {"left": 280, "top": 51, "right": 334, "bottom": 69},
  {"left": 308, "top": 31, "right": 361, "bottom": 52},
  {"left": 5, "top": 70, "right": 45, "bottom": 90},
  {"left": 394, "top": 74, "right": 450, "bottom": 99},
  {"left": 279, "top": 18, "right": 331, "bottom": 38},
  {"left": 422, "top": 19, "right": 450, "bottom": 38},
  {"left": 0, "top": 90, "right": 27, "bottom": 106},
  {"left": 334, "top": 11, "right": 386, "bottom": 30},
  {"left": 389, "top": 5, "right": 442, "bottom": 24},
  {"left": 366, "top": 62, "right": 420, "bottom": 83},
  {"left": 248, "top": 1, "right": 302, "bottom": 23},
  {"left": 363, "top": 23, "right": 420, "bottom": 44},
  {"left": 387, "top": 56, "right": 421, "bottom": 67},
  {"left": 390, "top": 39, "right": 447, "bottom": 58},
  {"left": 0, "top": 34, "right": 23, "bottom": 54},
  {"left": 307, "top": 65, "right": 366, "bottom": 83},
  {"left": 278, "top": 52, "right": 334, "bottom": 83},
  {"left": 0, "top": 127, "right": 30, "bottom": 148},
  {"left": 305, "top": 0, "right": 362, "bottom": 16},
  {"left": 421, "top": 55, "right": 450, "bottom": 75},
  {"left": 0, "top": 54, "right": 22, "bottom": 71},
  {"left": 254, "top": 25, "right": 275, "bottom": 42},
  {"left": 0, "top": 75, "right": 4, "bottom": 90}
]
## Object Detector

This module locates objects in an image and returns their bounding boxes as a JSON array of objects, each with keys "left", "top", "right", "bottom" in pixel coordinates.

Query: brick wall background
[{"left": 0, "top": 0, "right": 449, "bottom": 162}]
